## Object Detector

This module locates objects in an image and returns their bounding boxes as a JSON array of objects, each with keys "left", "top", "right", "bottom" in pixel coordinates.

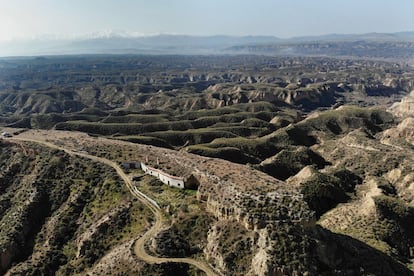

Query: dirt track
[{"left": 10, "top": 135, "right": 218, "bottom": 276}]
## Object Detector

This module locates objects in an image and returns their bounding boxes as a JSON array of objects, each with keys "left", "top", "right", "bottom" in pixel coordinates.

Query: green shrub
[{"left": 301, "top": 173, "right": 350, "bottom": 217}]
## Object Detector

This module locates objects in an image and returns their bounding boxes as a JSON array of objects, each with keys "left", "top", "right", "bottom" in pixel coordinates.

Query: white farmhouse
[
  {"left": 1, "top": 132, "right": 11, "bottom": 138},
  {"left": 140, "top": 162, "right": 185, "bottom": 189}
]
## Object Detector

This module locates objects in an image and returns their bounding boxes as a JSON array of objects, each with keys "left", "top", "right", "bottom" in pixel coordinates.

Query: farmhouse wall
[{"left": 140, "top": 162, "right": 185, "bottom": 189}]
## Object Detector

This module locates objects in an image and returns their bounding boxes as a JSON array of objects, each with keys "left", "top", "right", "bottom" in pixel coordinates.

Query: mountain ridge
[{"left": 1, "top": 31, "right": 414, "bottom": 57}]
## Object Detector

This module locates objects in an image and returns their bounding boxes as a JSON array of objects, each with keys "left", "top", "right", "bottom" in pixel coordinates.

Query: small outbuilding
[
  {"left": 122, "top": 161, "right": 141, "bottom": 169},
  {"left": 1, "top": 132, "right": 11, "bottom": 138}
]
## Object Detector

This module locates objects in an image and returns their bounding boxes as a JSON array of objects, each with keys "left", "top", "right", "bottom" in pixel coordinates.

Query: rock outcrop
[{"left": 389, "top": 90, "right": 414, "bottom": 117}]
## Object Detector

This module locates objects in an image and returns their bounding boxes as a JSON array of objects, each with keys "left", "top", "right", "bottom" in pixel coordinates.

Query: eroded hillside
[
  {"left": 1, "top": 55, "right": 414, "bottom": 274},
  {"left": 0, "top": 56, "right": 413, "bottom": 120},
  {"left": 0, "top": 139, "right": 160, "bottom": 275},
  {"left": 0, "top": 129, "right": 410, "bottom": 275}
]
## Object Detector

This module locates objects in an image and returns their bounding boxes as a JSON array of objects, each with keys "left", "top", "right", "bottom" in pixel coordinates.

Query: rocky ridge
[
  {"left": 12, "top": 129, "right": 315, "bottom": 274},
  {"left": 4, "top": 129, "right": 412, "bottom": 274},
  {"left": 389, "top": 90, "right": 414, "bottom": 118}
]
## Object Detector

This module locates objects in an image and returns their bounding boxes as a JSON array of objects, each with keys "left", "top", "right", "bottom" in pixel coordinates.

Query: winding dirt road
[{"left": 10, "top": 136, "right": 218, "bottom": 276}]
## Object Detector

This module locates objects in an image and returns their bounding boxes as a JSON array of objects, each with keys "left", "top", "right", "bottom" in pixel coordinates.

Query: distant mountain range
[{"left": 1, "top": 31, "right": 414, "bottom": 57}]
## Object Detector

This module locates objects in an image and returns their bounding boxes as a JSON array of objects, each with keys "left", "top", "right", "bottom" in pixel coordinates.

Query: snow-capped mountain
[{"left": 0, "top": 30, "right": 413, "bottom": 57}]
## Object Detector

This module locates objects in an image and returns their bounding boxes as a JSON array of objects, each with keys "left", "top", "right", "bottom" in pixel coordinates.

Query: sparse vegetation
[
  {"left": 1, "top": 54, "right": 414, "bottom": 275},
  {"left": 301, "top": 172, "right": 352, "bottom": 217},
  {"left": 0, "top": 142, "right": 152, "bottom": 275}
]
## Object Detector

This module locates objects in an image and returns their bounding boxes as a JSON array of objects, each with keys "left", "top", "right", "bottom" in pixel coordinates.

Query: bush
[{"left": 301, "top": 173, "right": 350, "bottom": 217}]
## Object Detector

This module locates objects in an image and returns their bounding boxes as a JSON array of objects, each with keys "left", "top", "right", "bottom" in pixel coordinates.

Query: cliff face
[
  {"left": 389, "top": 90, "right": 414, "bottom": 118},
  {"left": 386, "top": 91, "right": 414, "bottom": 145},
  {"left": 198, "top": 173, "right": 314, "bottom": 274}
]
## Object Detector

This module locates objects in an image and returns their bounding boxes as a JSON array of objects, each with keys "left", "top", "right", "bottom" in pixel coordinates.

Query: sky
[{"left": 0, "top": 0, "right": 413, "bottom": 41}]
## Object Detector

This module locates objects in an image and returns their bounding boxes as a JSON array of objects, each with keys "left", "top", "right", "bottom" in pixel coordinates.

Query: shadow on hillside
[{"left": 309, "top": 226, "right": 413, "bottom": 275}]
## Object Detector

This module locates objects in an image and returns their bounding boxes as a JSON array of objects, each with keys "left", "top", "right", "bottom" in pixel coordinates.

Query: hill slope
[{"left": 0, "top": 130, "right": 412, "bottom": 274}]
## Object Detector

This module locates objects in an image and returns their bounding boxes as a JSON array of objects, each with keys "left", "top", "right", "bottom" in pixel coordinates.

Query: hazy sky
[{"left": 0, "top": 0, "right": 413, "bottom": 41}]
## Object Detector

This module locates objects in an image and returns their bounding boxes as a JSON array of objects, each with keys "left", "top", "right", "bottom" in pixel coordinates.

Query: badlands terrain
[{"left": 0, "top": 55, "right": 414, "bottom": 275}]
